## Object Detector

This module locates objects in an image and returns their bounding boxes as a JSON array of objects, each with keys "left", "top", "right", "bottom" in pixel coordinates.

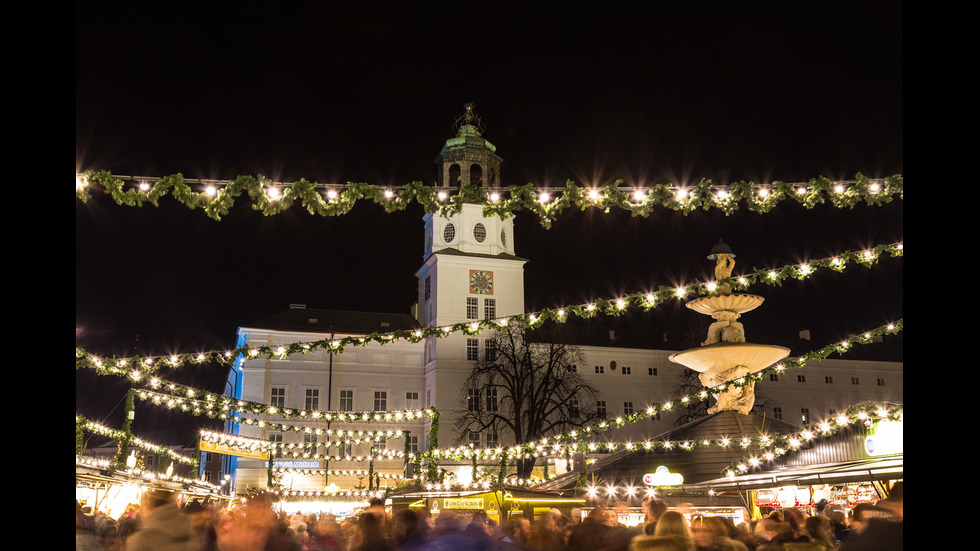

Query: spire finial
[{"left": 453, "top": 102, "right": 485, "bottom": 135}]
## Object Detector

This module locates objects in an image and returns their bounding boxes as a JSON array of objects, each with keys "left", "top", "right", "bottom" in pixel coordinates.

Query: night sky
[{"left": 76, "top": 3, "right": 903, "bottom": 443}]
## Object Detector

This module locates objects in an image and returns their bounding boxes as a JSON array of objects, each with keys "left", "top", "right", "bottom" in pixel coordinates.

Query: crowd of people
[{"left": 76, "top": 482, "right": 902, "bottom": 551}]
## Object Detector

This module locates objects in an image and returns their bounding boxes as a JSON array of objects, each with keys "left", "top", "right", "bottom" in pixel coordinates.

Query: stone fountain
[{"left": 668, "top": 241, "right": 790, "bottom": 415}]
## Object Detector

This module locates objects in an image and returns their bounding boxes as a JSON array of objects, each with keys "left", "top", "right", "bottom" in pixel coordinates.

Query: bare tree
[{"left": 456, "top": 323, "right": 600, "bottom": 479}]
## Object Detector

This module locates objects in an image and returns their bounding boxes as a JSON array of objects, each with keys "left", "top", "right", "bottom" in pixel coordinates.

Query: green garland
[
  {"left": 74, "top": 241, "right": 903, "bottom": 379},
  {"left": 427, "top": 412, "right": 440, "bottom": 482},
  {"left": 76, "top": 171, "right": 903, "bottom": 228},
  {"left": 116, "top": 389, "right": 135, "bottom": 469}
]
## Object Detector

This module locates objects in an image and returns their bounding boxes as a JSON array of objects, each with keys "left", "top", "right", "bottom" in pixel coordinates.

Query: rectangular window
[
  {"left": 467, "top": 388, "right": 480, "bottom": 411},
  {"left": 624, "top": 401, "right": 634, "bottom": 415},
  {"left": 769, "top": 373, "right": 779, "bottom": 382},
  {"left": 467, "top": 338, "right": 479, "bottom": 361},
  {"left": 304, "top": 432, "right": 318, "bottom": 445},
  {"left": 595, "top": 365, "right": 604, "bottom": 374},
  {"left": 468, "top": 432, "right": 481, "bottom": 446},
  {"left": 406, "top": 391, "right": 420, "bottom": 409},
  {"left": 648, "top": 367, "right": 658, "bottom": 376},
  {"left": 484, "top": 339, "right": 497, "bottom": 361},
  {"left": 424, "top": 276, "right": 431, "bottom": 301},
  {"left": 824, "top": 376, "right": 833, "bottom": 384},
  {"left": 570, "top": 364, "right": 578, "bottom": 373},
  {"left": 596, "top": 401, "right": 607, "bottom": 418},
  {"left": 622, "top": 366, "right": 631, "bottom": 375},
  {"left": 340, "top": 390, "right": 354, "bottom": 412},
  {"left": 486, "top": 433, "right": 498, "bottom": 449},
  {"left": 486, "top": 388, "right": 498, "bottom": 412},
  {"left": 270, "top": 387, "right": 286, "bottom": 408},
  {"left": 570, "top": 399, "right": 580, "bottom": 418},
  {"left": 650, "top": 410, "right": 661, "bottom": 421},
  {"left": 877, "top": 378, "right": 886, "bottom": 386},
  {"left": 407, "top": 435, "right": 419, "bottom": 454},
  {"left": 851, "top": 377, "right": 860, "bottom": 385},
  {"left": 426, "top": 388, "right": 432, "bottom": 408},
  {"left": 466, "top": 297, "right": 478, "bottom": 319},
  {"left": 801, "top": 408, "right": 810, "bottom": 423},
  {"left": 773, "top": 407, "right": 783, "bottom": 420},
  {"left": 269, "top": 432, "right": 283, "bottom": 443},
  {"left": 340, "top": 442, "right": 352, "bottom": 457},
  {"left": 797, "top": 375, "right": 806, "bottom": 383},
  {"left": 305, "top": 388, "right": 320, "bottom": 410},
  {"left": 374, "top": 391, "right": 388, "bottom": 411},
  {"left": 484, "top": 298, "right": 496, "bottom": 319}
]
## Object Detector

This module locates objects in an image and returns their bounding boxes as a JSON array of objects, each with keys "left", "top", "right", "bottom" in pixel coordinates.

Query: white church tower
[{"left": 415, "top": 105, "right": 527, "bottom": 450}]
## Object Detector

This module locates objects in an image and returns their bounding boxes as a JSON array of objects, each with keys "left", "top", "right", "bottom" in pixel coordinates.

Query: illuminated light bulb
[
  {"left": 326, "top": 189, "right": 338, "bottom": 200},
  {"left": 586, "top": 304, "right": 595, "bottom": 311},
  {"left": 139, "top": 181, "right": 151, "bottom": 192},
  {"left": 799, "top": 264, "right": 812, "bottom": 275},
  {"left": 863, "top": 250, "right": 874, "bottom": 260},
  {"left": 616, "top": 299, "right": 625, "bottom": 309},
  {"left": 384, "top": 189, "right": 394, "bottom": 199},
  {"left": 437, "top": 191, "right": 447, "bottom": 201},
  {"left": 675, "top": 188, "right": 688, "bottom": 199},
  {"left": 758, "top": 187, "right": 769, "bottom": 198},
  {"left": 267, "top": 187, "right": 281, "bottom": 199},
  {"left": 716, "top": 190, "right": 728, "bottom": 200},
  {"left": 706, "top": 282, "right": 717, "bottom": 292},
  {"left": 675, "top": 287, "right": 686, "bottom": 297},
  {"left": 538, "top": 192, "right": 550, "bottom": 203},
  {"left": 646, "top": 293, "right": 656, "bottom": 303},
  {"left": 869, "top": 183, "right": 880, "bottom": 193},
  {"left": 489, "top": 192, "right": 499, "bottom": 202},
  {"left": 796, "top": 187, "right": 807, "bottom": 195},
  {"left": 835, "top": 184, "right": 845, "bottom": 193},
  {"left": 633, "top": 190, "right": 646, "bottom": 201},
  {"left": 557, "top": 309, "right": 566, "bottom": 317},
  {"left": 768, "top": 271, "right": 778, "bottom": 279},
  {"left": 204, "top": 185, "right": 217, "bottom": 196},
  {"left": 588, "top": 190, "right": 600, "bottom": 201}
]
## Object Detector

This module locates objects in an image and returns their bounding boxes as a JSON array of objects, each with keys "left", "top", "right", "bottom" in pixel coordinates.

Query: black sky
[{"left": 76, "top": 2, "right": 903, "bottom": 441}]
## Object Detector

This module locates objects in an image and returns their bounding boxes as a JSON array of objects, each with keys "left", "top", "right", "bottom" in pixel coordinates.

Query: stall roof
[{"left": 683, "top": 455, "right": 903, "bottom": 493}]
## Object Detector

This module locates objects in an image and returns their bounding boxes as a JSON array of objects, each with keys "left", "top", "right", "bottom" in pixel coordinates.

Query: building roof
[{"left": 241, "top": 305, "right": 421, "bottom": 336}]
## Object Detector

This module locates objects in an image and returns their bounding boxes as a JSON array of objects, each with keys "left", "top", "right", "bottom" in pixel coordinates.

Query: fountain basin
[
  {"left": 668, "top": 342, "right": 790, "bottom": 374},
  {"left": 686, "top": 294, "right": 765, "bottom": 316}
]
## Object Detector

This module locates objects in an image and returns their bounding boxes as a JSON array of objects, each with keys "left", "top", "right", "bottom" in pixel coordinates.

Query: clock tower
[{"left": 415, "top": 106, "right": 527, "bottom": 450}]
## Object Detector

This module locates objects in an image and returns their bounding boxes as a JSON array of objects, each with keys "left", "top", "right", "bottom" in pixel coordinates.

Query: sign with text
[{"left": 643, "top": 466, "right": 684, "bottom": 486}]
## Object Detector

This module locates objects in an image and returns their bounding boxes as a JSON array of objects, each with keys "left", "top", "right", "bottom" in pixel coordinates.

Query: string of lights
[
  {"left": 74, "top": 241, "right": 903, "bottom": 378},
  {"left": 75, "top": 171, "right": 902, "bottom": 227}
]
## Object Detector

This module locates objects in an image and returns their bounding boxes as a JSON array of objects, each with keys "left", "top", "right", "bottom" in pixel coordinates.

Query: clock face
[{"left": 469, "top": 270, "right": 494, "bottom": 295}]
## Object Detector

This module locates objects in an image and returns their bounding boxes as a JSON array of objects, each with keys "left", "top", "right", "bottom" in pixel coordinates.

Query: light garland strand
[
  {"left": 76, "top": 415, "right": 197, "bottom": 466},
  {"left": 75, "top": 171, "right": 902, "bottom": 227},
  {"left": 75, "top": 455, "right": 224, "bottom": 492},
  {"left": 131, "top": 320, "right": 901, "bottom": 467},
  {"left": 75, "top": 241, "right": 903, "bottom": 378}
]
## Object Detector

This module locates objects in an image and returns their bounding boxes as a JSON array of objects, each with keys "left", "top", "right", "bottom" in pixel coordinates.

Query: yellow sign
[
  {"left": 643, "top": 466, "right": 684, "bottom": 486},
  {"left": 445, "top": 498, "right": 484, "bottom": 510},
  {"left": 199, "top": 440, "right": 270, "bottom": 461}
]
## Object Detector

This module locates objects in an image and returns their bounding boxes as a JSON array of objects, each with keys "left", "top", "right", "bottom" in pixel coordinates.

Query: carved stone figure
[{"left": 714, "top": 253, "right": 735, "bottom": 294}]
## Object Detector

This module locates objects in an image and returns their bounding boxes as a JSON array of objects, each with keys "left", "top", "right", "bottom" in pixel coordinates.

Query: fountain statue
[{"left": 668, "top": 241, "right": 790, "bottom": 415}]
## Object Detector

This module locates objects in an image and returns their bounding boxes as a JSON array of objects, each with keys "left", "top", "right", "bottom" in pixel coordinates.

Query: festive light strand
[
  {"left": 76, "top": 415, "right": 197, "bottom": 466},
  {"left": 75, "top": 241, "right": 903, "bottom": 378},
  {"left": 75, "top": 171, "right": 902, "bottom": 227},
  {"left": 132, "top": 321, "right": 901, "bottom": 465}
]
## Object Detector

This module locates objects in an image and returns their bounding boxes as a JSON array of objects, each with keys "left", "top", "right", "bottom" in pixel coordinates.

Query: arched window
[{"left": 469, "top": 164, "right": 483, "bottom": 187}]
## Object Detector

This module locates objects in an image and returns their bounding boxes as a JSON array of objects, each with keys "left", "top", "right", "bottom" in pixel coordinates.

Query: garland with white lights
[
  {"left": 75, "top": 455, "right": 224, "bottom": 492},
  {"left": 74, "top": 241, "right": 903, "bottom": 379},
  {"left": 76, "top": 415, "right": 198, "bottom": 466},
  {"left": 132, "top": 320, "right": 900, "bottom": 474},
  {"left": 720, "top": 401, "right": 902, "bottom": 479},
  {"left": 76, "top": 171, "right": 902, "bottom": 227}
]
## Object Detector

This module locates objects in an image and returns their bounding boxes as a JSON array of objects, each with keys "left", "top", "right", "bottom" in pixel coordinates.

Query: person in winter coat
[{"left": 124, "top": 489, "right": 199, "bottom": 551}]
